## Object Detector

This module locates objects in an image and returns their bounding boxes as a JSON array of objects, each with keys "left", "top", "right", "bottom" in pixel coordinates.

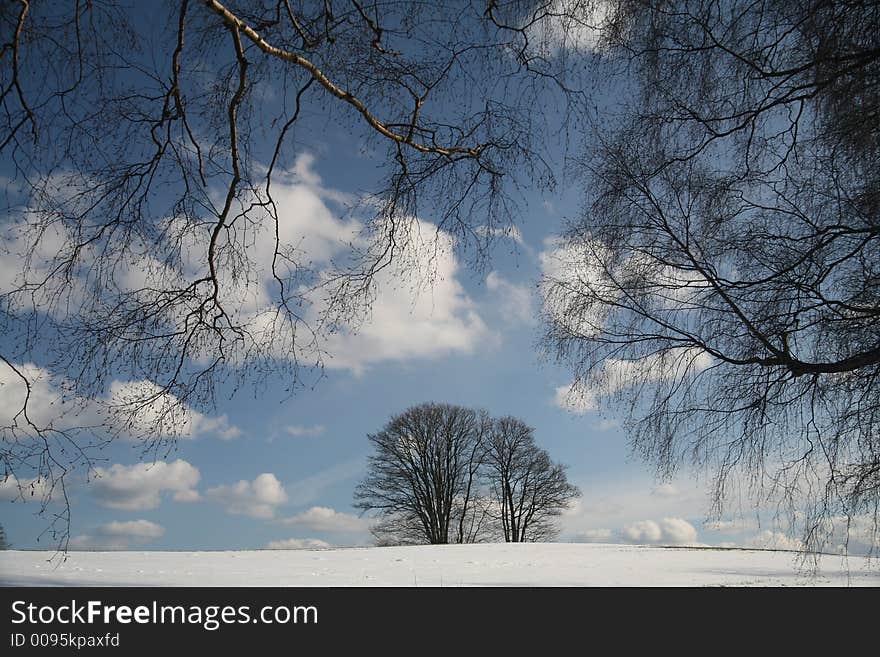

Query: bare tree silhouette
[
  {"left": 0, "top": 1, "right": 581, "bottom": 547},
  {"left": 485, "top": 416, "right": 579, "bottom": 542},
  {"left": 543, "top": 0, "right": 880, "bottom": 555}
]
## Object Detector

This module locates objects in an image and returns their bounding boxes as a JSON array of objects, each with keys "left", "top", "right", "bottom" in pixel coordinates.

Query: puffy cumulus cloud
[
  {"left": 571, "top": 518, "right": 700, "bottom": 546},
  {"left": 701, "top": 516, "right": 879, "bottom": 555},
  {"left": 600, "top": 350, "right": 714, "bottom": 394},
  {"left": 0, "top": 213, "right": 78, "bottom": 307},
  {"left": 619, "top": 520, "right": 664, "bottom": 543},
  {"left": 210, "top": 154, "right": 495, "bottom": 376},
  {"left": 0, "top": 362, "right": 238, "bottom": 442},
  {"left": 314, "top": 217, "right": 494, "bottom": 375},
  {"left": 100, "top": 519, "right": 165, "bottom": 539},
  {"left": 264, "top": 538, "right": 333, "bottom": 550},
  {"left": 559, "top": 474, "right": 710, "bottom": 540},
  {"left": 486, "top": 271, "right": 535, "bottom": 326},
  {"left": 90, "top": 460, "right": 201, "bottom": 511},
  {"left": 0, "top": 362, "right": 103, "bottom": 434},
  {"left": 70, "top": 519, "right": 165, "bottom": 550},
  {"left": 749, "top": 516, "right": 879, "bottom": 556},
  {"left": 285, "top": 424, "right": 326, "bottom": 438},
  {"left": 622, "top": 518, "right": 700, "bottom": 545},
  {"left": 108, "top": 380, "right": 239, "bottom": 441},
  {"left": 1, "top": 363, "right": 55, "bottom": 427},
  {"left": 4, "top": 153, "right": 494, "bottom": 427},
  {"left": 245, "top": 153, "right": 360, "bottom": 272},
  {"left": 280, "top": 506, "right": 370, "bottom": 534},
  {"left": 0, "top": 475, "right": 51, "bottom": 502},
  {"left": 207, "top": 473, "right": 288, "bottom": 519}
]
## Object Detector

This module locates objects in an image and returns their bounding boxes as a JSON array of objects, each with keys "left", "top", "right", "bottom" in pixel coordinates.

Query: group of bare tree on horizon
[{"left": 355, "top": 403, "right": 580, "bottom": 545}]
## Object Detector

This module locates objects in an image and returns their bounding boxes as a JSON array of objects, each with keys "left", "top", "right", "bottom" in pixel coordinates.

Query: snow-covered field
[{"left": 2, "top": 543, "right": 878, "bottom": 587}]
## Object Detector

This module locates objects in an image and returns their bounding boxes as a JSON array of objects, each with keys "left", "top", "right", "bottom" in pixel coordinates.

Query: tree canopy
[
  {"left": 542, "top": 0, "right": 880, "bottom": 552},
  {"left": 0, "top": 0, "right": 577, "bottom": 545},
  {"left": 355, "top": 403, "right": 579, "bottom": 544}
]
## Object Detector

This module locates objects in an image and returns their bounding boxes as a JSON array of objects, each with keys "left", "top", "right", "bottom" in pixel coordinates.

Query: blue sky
[
  {"left": 0, "top": 4, "right": 819, "bottom": 555},
  {"left": 1, "top": 136, "right": 772, "bottom": 553}
]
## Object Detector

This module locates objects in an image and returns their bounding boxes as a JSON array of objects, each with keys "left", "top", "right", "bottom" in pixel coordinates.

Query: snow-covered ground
[{"left": 2, "top": 543, "right": 878, "bottom": 586}]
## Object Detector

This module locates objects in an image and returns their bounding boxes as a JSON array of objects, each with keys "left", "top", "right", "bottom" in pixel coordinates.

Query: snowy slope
[{"left": 1, "top": 543, "right": 878, "bottom": 587}]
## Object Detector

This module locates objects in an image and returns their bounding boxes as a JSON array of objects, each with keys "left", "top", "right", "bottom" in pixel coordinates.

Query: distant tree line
[{"left": 355, "top": 403, "right": 580, "bottom": 545}]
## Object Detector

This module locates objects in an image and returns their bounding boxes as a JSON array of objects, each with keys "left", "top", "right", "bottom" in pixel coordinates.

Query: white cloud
[
  {"left": 70, "top": 519, "right": 165, "bottom": 550},
  {"left": 486, "top": 271, "right": 535, "bottom": 326},
  {"left": 0, "top": 475, "right": 51, "bottom": 502},
  {"left": 264, "top": 537, "right": 333, "bottom": 550},
  {"left": 553, "top": 348, "right": 713, "bottom": 416},
  {"left": 172, "top": 488, "right": 201, "bottom": 503},
  {"left": 541, "top": 232, "right": 715, "bottom": 417},
  {"left": 573, "top": 518, "right": 697, "bottom": 545},
  {"left": 821, "top": 516, "right": 880, "bottom": 556},
  {"left": 215, "top": 155, "right": 496, "bottom": 375},
  {"left": 262, "top": 156, "right": 361, "bottom": 264},
  {"left": 90, "top": 459, "right": 201, "bottom": 511},
  {"left": 108, "top": 379, "right": 239, "bottom": 440},
  {"left": 601, "top": 350, "right": 714, "bottom": 394},
  {"left": 707, "top": 516, "right": 878, "bottom": 555},
  {"left": 207, "top": 473, "right": 288, "bottom": 519},
  {"left": 286, "top": 424, "right": 326, "bottom": 438},
  {"left": 99, "top": 519, "right": 165, "bottom": 539},
  {"left": 653, "top": 483, "right": 680, "bottom": 498},
  {"left": 0, "top": 215, "right": 77, "bottom": 309},
  {"left": 0, "top": 362, "right": 102, "bottom": 433},
  {"left": 214, "top": 424, "right": 243, "bottom": 440},
  {"left": 619, "top": 520, "right": 664, "bottom": 543},
  {"left": 620, "top": 517, "right": 699, "bottom": 545},
  {"left": 0, "top": 362, "right": 238, "bottom": 442},
  {"left": 314, "top": 217, "right": 494, "bottom": 374},
  {"left": 540, "top": 235, "right": 617, "bottom": 341},
  {"left": 280, "top": 506, "right": 370, "bottom": 534},
  {"left": 526, "top": 0, "right": 614, "bottom": 55},
  {"left": 658, "top": 518, "right": 699, "bottom": 545},
  {"left": 3, "top": 153, "right": 495, "bottom": 397},
  {"left": 748, "top": 530, "right": 803, "bottom": 552},
  {"left": 553, "top": 382, "right": 597, "bottom": 414},
  {"left": 572, "top": 518, "right": 700, "bottom": 546},
  {"left": 561, "top": 473, "right": 710, "bottom": 542}
]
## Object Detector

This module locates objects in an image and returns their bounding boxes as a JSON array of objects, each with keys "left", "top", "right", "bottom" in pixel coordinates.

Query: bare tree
[
  {"left": 543, "top": 0, "right": 880, "bottom": 554},
  {"left": 484, "top": 416, "right": 579, "bottom": 542},
  {"left": 355, "top": 404, "right": 579, "bottom": 544},
  {"left": 0, "top": 522, "right": 8, "bottom": 550},
  {"left": 0, "top": 1, "right": 584, "bottom": 546},
  {"left": 354, "top": 402, "right": 490, "bottom": 545}
]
